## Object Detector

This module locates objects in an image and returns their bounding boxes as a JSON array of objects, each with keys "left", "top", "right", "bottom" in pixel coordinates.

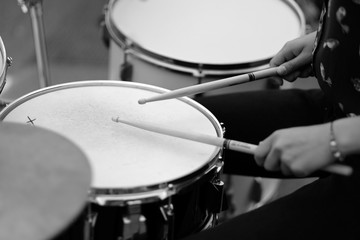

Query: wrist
[
  {"left": 332, "top": 118, "right": 360, "bottom": 157},
  {"left": 329, "top": 121, "right": 345, "bottom": 162}
]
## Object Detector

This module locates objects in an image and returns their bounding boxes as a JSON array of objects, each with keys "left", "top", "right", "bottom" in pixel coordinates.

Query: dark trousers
[{"left": 180, "top": 89, "right": 360, "bottom": 240}]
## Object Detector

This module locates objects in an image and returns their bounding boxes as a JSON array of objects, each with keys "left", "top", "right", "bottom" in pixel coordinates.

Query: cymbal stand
[{"left": 18, "top": 0, "right": 51, "bottom": 88}]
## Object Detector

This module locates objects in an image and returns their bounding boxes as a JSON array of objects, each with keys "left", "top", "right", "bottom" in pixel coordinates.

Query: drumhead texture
[
  {"left": 0, "top": 81, "right": 222, "bottom": 189},
  {"left": 108, "top": 0, "right": 304, "bottom": 65}
]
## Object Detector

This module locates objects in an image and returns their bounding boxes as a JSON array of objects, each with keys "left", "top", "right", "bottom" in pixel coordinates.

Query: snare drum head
[
  {"left": 0, "top": 81, "right": 222, "bottom": 190},
  {"left": 108, "top": 0, "right": 304, "bottom": 66}
]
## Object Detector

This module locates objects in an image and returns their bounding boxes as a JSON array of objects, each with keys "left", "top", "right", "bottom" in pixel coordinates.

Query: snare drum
[
  {"left": 106, "top": 0, "right": 305, "bottom": 94},
  {"left": 0, "top": 37, "right": 11, "bottom": 95},
  {"left": 0, "top": 81, "right": 224, "bottom": 240}
]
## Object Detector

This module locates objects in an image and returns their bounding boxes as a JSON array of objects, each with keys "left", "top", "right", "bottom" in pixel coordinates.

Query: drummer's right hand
[{"left": 269, "top": 31, "right": 317, "bottom": 84}]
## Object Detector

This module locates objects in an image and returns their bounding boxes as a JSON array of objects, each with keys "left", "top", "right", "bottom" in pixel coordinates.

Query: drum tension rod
[{"left": 120, "top": 48, "right": 133, "bottom": 82}]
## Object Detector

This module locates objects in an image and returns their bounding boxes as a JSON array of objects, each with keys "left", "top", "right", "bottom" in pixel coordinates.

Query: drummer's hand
[
  {"left": 269, "top": 31, "right": 317, "bottom": 85},
  {"left": 254, "top": 123, "right": 335, "bottom": 177}
]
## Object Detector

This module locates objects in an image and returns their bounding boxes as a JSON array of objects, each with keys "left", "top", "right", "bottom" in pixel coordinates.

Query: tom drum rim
[{"left": 0, "top": 37, "right": 10, "bottom": 94}]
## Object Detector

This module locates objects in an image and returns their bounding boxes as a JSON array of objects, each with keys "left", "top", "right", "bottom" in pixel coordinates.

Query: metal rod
[{"left": 22, "top": 0, "right": 51, "bottom": 88}]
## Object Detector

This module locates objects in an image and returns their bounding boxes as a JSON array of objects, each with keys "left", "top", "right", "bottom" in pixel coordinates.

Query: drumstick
[
  {"left": 111, "top": 117, "right": 353, "bottom": 176},
  {"left": 138, "top": 67, "right": 279, "bottom": 104}
]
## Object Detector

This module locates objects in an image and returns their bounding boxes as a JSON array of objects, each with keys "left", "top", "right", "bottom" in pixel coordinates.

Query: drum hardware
[
  {"left": 0, "top": 99, "right": 8, "bottom": 111},
  {"left": 205, "top": 161, "right": 226, "bottom": 226},
  {"left": 120, "top": 47, "right": 133, "bottom": 81},
  {"left": 208, "top": 178, "right": 225, "bottom": 214},
  {"left": 194, "top": 65, "right": 205, "bottom": 97},
  {"left": 121, "top": 201, "right": 147, "bottom": 240},
  {"left": 84, "top": 207, "right": 98, "bottom": 240},
  {"left": 0, "top": 37, "right": 12, "bottom": 95},
  {"left": 91, "top": 186, "right": 176, "bottom": 207},
  {"left": 196, "top": 64, "right": 204, "bottom": 85},
  {"left": 99, "top": 4, "right": 111, "bottom": 48},
  {"left": 17, "top": 0, "right": 51, "bottom": 88},
  {"left": 153, "top": 184, "right": 176, "bottom": 240},
  {"left": 159, "top": 201, "right": 175, "bottom": 240},
  {"left": 0, "top": 57, "right": 12, "bottom": 94}
]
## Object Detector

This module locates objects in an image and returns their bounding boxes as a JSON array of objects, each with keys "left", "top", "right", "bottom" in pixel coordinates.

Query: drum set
[{"left": 0, "top": 0, "right": 306, "bottom": 239}]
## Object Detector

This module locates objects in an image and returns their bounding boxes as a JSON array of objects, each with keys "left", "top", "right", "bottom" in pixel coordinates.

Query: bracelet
[{"left": 329, "top": 121, "right": 345, "bottom": 162}]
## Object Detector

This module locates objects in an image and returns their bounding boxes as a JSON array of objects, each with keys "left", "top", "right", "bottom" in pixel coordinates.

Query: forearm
[{"left": 332, "top": 117, "right": 360, "bottom": 157}]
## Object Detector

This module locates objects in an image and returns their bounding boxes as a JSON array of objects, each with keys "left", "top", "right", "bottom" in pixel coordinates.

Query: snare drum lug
[
  {"left": 220, "top": 122, "right": 226, "bottom": 136},
  {"left": 194, "top": 65, "right": 205, "bottom": 97},
  {"left": 193, "top": 64, "right": 205, "bottom": 83},
  {"left": 120, "top": 49, "right": 133, "bottom": 81},
  {"left": 6, "top": 57, "right": 12, "bottom": 67},
  {"left": 160, "top": 203, "right": 175, "bottom": 240},
  {"left": 0, "top": 99, "right": 9, "bottom": 111},
  {"left": 120, "top": 62, "right": 133, "bottom": 82},
  {"left": 215, "top": 160, "right": 224, "bottom": 174},
  {"left": 85, "top": 207, "right": 98, "bottom": 240},
  {"left": 166, "top": 184, "right": 176, "bottom": 196},
  {"left": 207, "top": 178, "right": 226, "bottom": 214},
  {"left": 121, "top": 201, "right": 147, "bottom": 240}
]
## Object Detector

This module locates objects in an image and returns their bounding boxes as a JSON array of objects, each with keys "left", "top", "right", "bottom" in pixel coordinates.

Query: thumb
[{"left": 278, "top": 54, "right": 311, "bottom": 77}]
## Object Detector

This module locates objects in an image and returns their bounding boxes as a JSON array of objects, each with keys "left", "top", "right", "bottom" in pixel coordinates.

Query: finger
[
  {"left": 269, "top": 44, "right": 295, "bottom": 68},
  {"left": 254, "top": 140, "right": 271, "bottom": 167},
  {"left": 289, "top": 161, "right": 309, "bottom": 177},
  {"left": 263, "top": 147, "right": 281, "bottom": 172},
  {"left": 280, "top": 163, "right": 293, "bottom": 176},
  {"left": 283, "top": 70, "right": 302, "bottom": 82},
  {"left": 278, "top": 53, "right": 312, "bottom": 78}
]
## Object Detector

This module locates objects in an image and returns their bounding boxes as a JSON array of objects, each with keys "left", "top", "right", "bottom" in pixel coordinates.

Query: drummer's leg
[
  {"left": 195, "top": 88, "right": 329, "bottom": 177},
  {"left": 180, "top": 172, "right": 360, "bottom": 240}
]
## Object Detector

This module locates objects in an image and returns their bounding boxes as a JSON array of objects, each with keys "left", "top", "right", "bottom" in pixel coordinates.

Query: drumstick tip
[{"left": 138, "top": 98, "right": 147, "bottom": 104}]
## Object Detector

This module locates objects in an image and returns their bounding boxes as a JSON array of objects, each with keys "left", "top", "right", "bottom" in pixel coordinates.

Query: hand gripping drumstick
[
  {"left": 138, "top": 67, "right": 279, "bottom": 104},
  {"left": 112, "top": 117, "right": 353, "bottom": 176}
]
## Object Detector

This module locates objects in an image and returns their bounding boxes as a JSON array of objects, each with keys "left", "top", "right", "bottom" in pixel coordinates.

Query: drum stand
[{"left": 17, "top": 0, "right": 51, "bottom": 88}]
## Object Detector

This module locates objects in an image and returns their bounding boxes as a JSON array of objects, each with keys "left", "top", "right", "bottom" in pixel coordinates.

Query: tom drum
[{"left": 106, "top": 0, "right": 305, "bottom": 95}]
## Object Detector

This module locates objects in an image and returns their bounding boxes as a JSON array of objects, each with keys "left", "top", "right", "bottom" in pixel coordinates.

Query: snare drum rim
[
  {"left": 105, "top": 0, "right": 306, "bottom": 76},
  {"left": 0, "top": 80, "right": 224, "bottom": 203}
]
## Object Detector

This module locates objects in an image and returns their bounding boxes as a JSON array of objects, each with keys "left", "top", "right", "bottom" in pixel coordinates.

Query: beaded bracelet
[{"left": 329, "top": 121, "right": 345, "bottom": 162}]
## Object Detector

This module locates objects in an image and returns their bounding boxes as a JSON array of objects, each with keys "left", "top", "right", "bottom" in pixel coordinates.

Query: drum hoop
[
  {"left": 105, "top": 0, "right": 306, "bottom": 76},
  {"left": 0, "top": 80, "right": 224, "bottom": 203},
  {"left": 0, "top": 37, "right": 9, "bottom": 93},
  {"left": 90, "top": 160, "right": 223, "bottom": 206}
]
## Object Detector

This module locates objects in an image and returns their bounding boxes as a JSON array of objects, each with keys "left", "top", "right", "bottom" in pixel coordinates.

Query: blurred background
[{"left": 0, "top": 0, "right": 109, "bottom": 101}]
